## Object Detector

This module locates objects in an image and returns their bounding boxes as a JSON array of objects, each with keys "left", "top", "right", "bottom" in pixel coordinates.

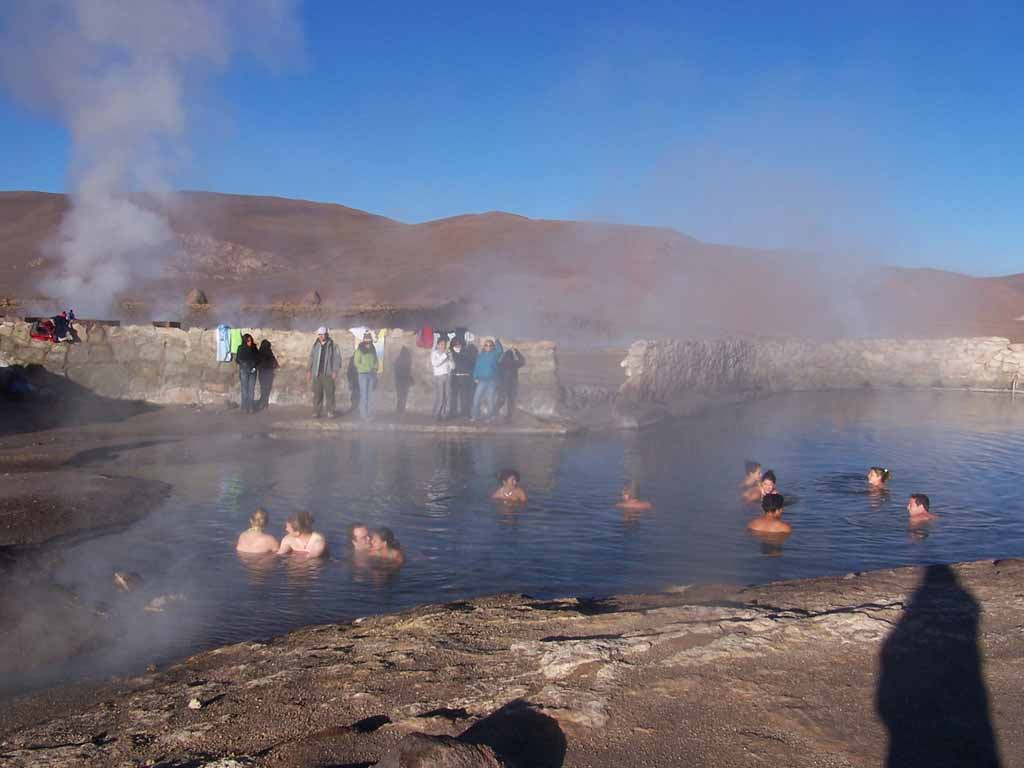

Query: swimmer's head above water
[
  {"left": 867, "top": 467, "right": 891, "bottom": 487},
  {"left": 744, "top": 461, "right": 762, "bottom": 485},
  {"left": 761, "top": 492, "right": 785, "bottom": 517},
  {"left": 286, "top": 510, "right": 314, "bottom": 536},
  {"left": 760, "top": 470, "right": 777, "bottom": 495},
  {"left": 497, "top": 469, "right": 520, "bottom": 488},
  {"left": 249, "top": 508, "right": 268, "bottom": 532},
  {"left": 348, "top": 521, "right": 370, "bottom": 550}
]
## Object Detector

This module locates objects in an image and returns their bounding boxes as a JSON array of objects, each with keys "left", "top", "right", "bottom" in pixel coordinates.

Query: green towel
[{"left": 229, "top": 328, "right": 243, "bottom": 356}]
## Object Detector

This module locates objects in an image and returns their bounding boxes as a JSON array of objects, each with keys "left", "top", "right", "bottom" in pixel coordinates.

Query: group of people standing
[
  {"left": 235, "top": 334, "right": 279, "bottom": 414},
  {"left": 430, "top": 335, "right": 524, "bottom": 422}
]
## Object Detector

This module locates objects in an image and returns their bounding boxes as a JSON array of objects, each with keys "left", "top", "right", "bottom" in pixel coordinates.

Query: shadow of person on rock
[
  {"left": 394, "top": 346, "right": 413, "bottom": 414},
  {"left": 459, "top": 699, "right": 567, "bottom": 767},
  {"left": 876, "top": 564, "right": 1001, "bottom": 768}
]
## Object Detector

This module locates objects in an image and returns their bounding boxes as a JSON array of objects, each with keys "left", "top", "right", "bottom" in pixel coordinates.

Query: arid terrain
[{"left": 3, "top": 190, "right": 1024, "bottom": 343}]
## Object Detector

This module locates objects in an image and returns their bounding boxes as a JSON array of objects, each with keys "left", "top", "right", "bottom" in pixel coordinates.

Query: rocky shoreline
[{"left": 1, "top": 558, "right": 1020, "bottom": 767}]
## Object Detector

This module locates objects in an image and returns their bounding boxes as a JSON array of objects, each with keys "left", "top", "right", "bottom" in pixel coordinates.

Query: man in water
[
  {"left": 907, "top": 493, "right": 937, "bottom": 523},
  {"left": 307, "top": 326, "right": 342, "bottom": 419},
  {"left": 348, "top": 522, "right": 371, "bottom": 551},
  {"left": 748, "top": 492, "right": 792, "bottom": 535}
]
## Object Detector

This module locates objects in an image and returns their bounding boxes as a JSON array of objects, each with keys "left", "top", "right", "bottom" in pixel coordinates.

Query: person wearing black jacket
[
  {"left": 256, "top": 339, "right": 279, "bottom": 411},
  {"left": 449, "top": 338, "right": 475, "bottom": 419},
  {"left": 496, "top": 347, "right": 526, "bottom": 422},
  {"left": 235, "top": 333, "right": 260, "bottom": 414}
]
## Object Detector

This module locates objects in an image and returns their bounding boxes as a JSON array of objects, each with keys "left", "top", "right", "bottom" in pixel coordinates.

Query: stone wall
[
  {"left": 0, "top": 322, "right": 561, "bottom": 417},
  {"left": 620, "top": 337, "right": 1024, "bottom": 401}
]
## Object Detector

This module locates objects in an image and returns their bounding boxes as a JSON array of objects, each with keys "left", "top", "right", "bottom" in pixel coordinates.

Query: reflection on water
[{"left": 10, "top": 390, "right": 1024, "bottom": 692}]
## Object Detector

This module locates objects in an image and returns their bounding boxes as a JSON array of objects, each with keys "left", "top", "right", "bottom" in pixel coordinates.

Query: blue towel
[{"left": 217, "top": 325, "right": 232, "bottom": 362}]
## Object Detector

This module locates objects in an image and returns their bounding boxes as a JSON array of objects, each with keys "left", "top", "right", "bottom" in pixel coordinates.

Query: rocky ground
[{"left": 0, "top": 559, "right": 1020, "bottom": 767}]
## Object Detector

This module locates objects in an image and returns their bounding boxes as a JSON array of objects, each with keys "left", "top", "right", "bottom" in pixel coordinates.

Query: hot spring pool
[{"left": 13, "top": 389, "right": 1024, "bottom": 691}]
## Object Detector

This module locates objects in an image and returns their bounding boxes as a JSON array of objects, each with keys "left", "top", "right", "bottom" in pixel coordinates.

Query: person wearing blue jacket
[{"left": 471, "top": 337, "right": 503, "bottom": 422}]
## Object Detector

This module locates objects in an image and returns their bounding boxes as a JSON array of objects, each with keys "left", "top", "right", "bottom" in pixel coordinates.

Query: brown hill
[{"left": 0, "top": 190, "right": 1021, "bottom": 342}]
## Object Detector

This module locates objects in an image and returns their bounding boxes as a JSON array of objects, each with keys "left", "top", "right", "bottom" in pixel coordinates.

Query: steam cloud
[{"left": 0, "top": 0, "right": 301, "bottom": 316}]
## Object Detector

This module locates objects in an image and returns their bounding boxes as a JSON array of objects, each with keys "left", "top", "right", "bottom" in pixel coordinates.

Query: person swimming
[
  {"left": 368, "top": 527, "right": 405, "bottom": 565},
  {"left": 743, "top": 461, "right": 763, "bottom": 488},
  {"left": 744, "top": 470, "right": 777, "bottom": 502},
  {"left": 616, "top": 483, "right": 653, "bottom": 511},
  {"left": 236, "top": 508, "right": 280, "bottom": 554},
  {"left": 907, "top": 493, "right": 937, "bottom": 524},
  {"left": 348, "top": 521, "right": 371, "bottom": 551},
  {"left": 748, "top": 492, "right": 792, "bottom": 535},
  {"left": 278, "top": 511, "right": 327, "bottom": 558},
  {"left": 492, "top": 468, "right": 528, "bottom": 503},
  {"left": 867, "top": 466, "right": 891, "bottom": 489}
]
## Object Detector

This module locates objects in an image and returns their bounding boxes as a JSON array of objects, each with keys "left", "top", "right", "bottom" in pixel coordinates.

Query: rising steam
[{"left": 0, "top": 0, "right": 301, "bottom": 316}]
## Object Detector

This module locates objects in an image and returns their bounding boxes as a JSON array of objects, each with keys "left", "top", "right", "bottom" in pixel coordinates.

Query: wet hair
[
  {"left": 761, "top": 493, "right": 785, "bottom": 514},
  {"left": 258, "top": 339, "right": 272, "bottom": 353},
  {"left": 242, "top": 333, "right": 255, "bottom": 346},
  {"left": 497, "top": 469, "right": 521, "bottom": 484},
  {"left": 910, "top": 493, "right": 930, "bottom": 512},
  {"left": 249, "top": 508, "right": 268, "bottom": 531},
  {"left": 347, "top": 521, "right": 368, "bottom": 540},
  {"left": 761, "top": 470, "right": 777, "bottom": 484},
  {"left": 288, "top": 511, "right": 314, "bottom": 535},
  {"left": 869, "top": 466, "right": 891, "bottom": 483},
  {"left": 745, "top": 461, "right": 761, "bottom": 475},
  {"left": 372, "top": 526, "right": 400, "bottom": 549}
]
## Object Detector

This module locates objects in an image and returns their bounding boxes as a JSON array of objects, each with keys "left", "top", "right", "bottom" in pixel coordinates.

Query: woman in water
[
  {"left": 492, "top": 469, "right": 528, "bottom": 503},
  {"left": 368, "top": 527, "right": 406, "bottom": 565},
  {"left": 867, "top": 466, "right": 891, "bottom": 490},
  {"left": 236, "top": 508, "right": 280, "bottom": 554},
  {"left": 744, "top": 470, "right": 777, "bottom": 502},
  {"left": 616, "top": 483, "right": 653, "bottom": 511},
  {"left": 743, "top": 461, "right": 763, "bottom": 488},
  {"left": 278, "top": 511, "right": 327, "bottom": 558}
]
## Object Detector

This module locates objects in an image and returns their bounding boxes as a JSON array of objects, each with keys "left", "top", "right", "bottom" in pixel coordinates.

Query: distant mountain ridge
[{"left": 0, "top": 190, "right": 1021, "bottom": 341}]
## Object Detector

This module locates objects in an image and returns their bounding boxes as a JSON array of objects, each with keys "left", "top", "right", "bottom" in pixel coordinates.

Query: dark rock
[
  {"left": 301, "top": 289, "right": 322, "bottom": 306},
  {"left": 185, "top": 288, "right": 208, "bottom": 306},
  {"left": 378, "top": 732, "right": 507, "bottom": 768}
]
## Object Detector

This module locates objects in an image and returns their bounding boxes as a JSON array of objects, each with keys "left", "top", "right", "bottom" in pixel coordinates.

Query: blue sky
[{"left": 1, "top": 1, "right": 1022, "bottom": 274}]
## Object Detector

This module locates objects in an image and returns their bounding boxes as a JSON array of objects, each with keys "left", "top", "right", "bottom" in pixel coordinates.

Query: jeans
[
  {"left": 312, "top": 373, "right": 336, "bottom": 416},
  {"left": 471, "top": 379, "right": 497, "bottom": 420},
  {"left": 239, "top": 368, "right": 257, "bottom": 413},
  {"left": 358, "top": 372, "right": 376, "bottom": 419},
  {"left": 432, "top": 374, "right": 451, "bottom": 419},
  {"left": 451, "top": 373, "right": 472, "bottom": 417}
]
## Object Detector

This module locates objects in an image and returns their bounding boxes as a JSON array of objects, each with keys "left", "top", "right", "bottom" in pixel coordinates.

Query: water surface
[{"left": 17, "top": 390, "right": 1024, "bottom": 691}]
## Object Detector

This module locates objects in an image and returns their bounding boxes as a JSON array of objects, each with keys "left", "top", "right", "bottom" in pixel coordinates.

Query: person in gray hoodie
[{"left": 307, "top": 326, "right": 342, "bottom": 418}]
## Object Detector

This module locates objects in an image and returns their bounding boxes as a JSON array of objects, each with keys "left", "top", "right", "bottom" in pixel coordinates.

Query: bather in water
[
  {"left": 748, "top": 492, "right": 792, "bottom": 536},
  {"left": 236, "top": 508, "right": 280, "bottom": 554},
  {"left": 492, "top": 469, "right": 528, "bottom": 503},
  {"left": 743, "top": 461, "right": 763, "bottom": 488},
  {"left": 278, "top": 511, "right": 327, "bottom": 558},
  {"left": 743, "top": 470, "right": 777, "bottom": 503},
  {"left": 616, "top": 483, "right": 653, "bottom": 511},
  {"left": 906, "top": 493, "right": 937, "bottom": 526},
  {"left": 348, "top": 521, "right": 371, "bottom": 552},
  {"left": 867, "top": 466, "right": 891, "bottom": 492},
  {"left": 368, "top": 527, "right": 405, "bottom": 565}
]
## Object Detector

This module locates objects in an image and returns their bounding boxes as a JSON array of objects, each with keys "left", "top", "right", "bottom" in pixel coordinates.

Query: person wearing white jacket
[{"left": 430, "top": 337, "right": 454, "bottom": 421}]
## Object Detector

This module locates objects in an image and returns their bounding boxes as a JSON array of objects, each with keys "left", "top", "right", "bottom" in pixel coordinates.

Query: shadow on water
[{"left": 876, "top": 564, "right": 1001, "bottom": 768}]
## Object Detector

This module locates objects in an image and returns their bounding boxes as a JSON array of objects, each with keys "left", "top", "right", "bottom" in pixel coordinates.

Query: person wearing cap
[
  {"left": 307, "top": 326, "right": 342, "bottom": 418},
  {"left": 353, "top": 331, "right": 379, "bottom": 420}
]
